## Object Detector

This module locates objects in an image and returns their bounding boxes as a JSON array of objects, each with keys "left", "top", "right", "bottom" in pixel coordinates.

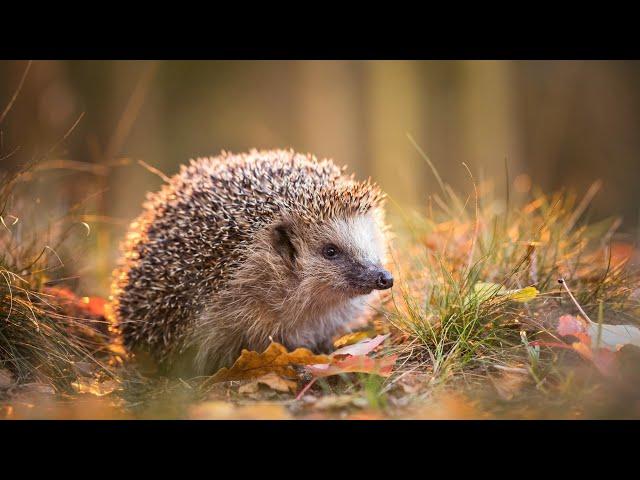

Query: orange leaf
[
  {"left": 209, "top": 343, "right": 330, "bottom": 383},
  {"left": 81, "top": 296, "right": 107, "bottom": 317}
]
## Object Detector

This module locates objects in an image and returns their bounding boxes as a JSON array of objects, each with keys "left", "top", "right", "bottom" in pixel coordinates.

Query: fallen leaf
[
  {"left": 557, "top": 314, "right": 591, "bottom": 346},
  {"left": 299, "top": 335, "right": 397, "bottom": 396},
  {"left": 508, "top": 286, "right": 539, "bottom": 302},
  {"left": 44, "top": 287, "right": 108, "bottom": 317},
  {"left": 473, "top": 281, "right": 539, "bottom": 303},
  {"left": 81, "top": 296, "right": 107, "bottom": 317},
  {"left": 558, "top": 314, "right": 640, "bottom": 351},
  {"left": 590, "top": 322, "right": 640, "bottom": 351},
  {"left": 333, "top": 331, "right": 374, "bottom": 348},
  {"left": 239, "top": 372, "right": 298, "bottom": 394},
  {"left": 557, "top": 314, "right": 587, "bottom": 337},
  {"left": 571, "top": 342, "right": 618, "bottom": 377},
  {"left": 332, "top": 334, "right": 389, "bottom": 358},
  {"left": 238, "top": 382, "right": 260, "bottom": 394},
  {"left": 535, "top": 314, "right": 639, "bottom": 377},
  {"left": 71, "top": 379, "right": 120, "bottom": 397},
  {"left": 209, "top": 343, "right": 330, "bottom": 383},
  {"left": 306, "top": 354, "right": 397, "bottom": 378}
]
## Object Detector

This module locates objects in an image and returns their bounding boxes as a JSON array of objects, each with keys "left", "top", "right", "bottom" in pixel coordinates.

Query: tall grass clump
[
  {"left": 0, "top": 162, "right": 113, "bottom": 394},
  {"left": 384, "top": 145, "right": 639, "bottom": 387}
]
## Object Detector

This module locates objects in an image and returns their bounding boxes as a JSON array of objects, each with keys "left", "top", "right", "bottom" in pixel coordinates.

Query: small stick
[
  {"left": 557, "top": 278, "right": 592, "bottom": 323},
  {"left": 295, "top": 377, "right": 317, "bottom": 401},
  {"left": 0, "top": 60, "right": 32, "bottom": 124},
  {"left": 138, "top": 159, "right": 171, "bottom": 183}
]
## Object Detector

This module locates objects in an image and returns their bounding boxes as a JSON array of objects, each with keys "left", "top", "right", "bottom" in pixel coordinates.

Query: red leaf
[
  {"left": 557, "top": 314, "right": 588, "bottom": 337},
  {"left": 557, "top": 314, "right": 592, "bottom": 346},
  {"left": 298, "top": 334, "right": 397, "bottom": 398},
  {"left": 535, "top": 315, "right": 620, "bottom": 378},
  {"left": 306, "top": 354, "right": 397, "bottom": 378},
  {"left": 571, "top": 342, "right": 618, "bottom": 377}
]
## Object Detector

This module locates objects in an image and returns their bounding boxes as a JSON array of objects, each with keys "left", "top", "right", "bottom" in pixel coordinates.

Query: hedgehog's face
[{"left": 272, "top": 210, "right": 393, "bottom": 298}]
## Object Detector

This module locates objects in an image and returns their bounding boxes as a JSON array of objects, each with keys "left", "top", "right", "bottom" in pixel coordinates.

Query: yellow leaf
[
  {"left": 473, "top": 281, "right": 506, "bottom": 303},
  {"left": 472, "top": 281, "right": 538, "bottom": 304},
  {"left": 508, "top": 286, "right": 539, "bottom": 302},
  {"left": 333, "top": 331, "right": 374, "bottom": 348},
  {"left": 209, "top": 342, "right": 330, "bottom": 383}
]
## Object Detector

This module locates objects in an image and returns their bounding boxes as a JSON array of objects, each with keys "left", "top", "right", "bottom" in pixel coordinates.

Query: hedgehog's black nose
[{"left": 375, "top": 270, "right": 394, "bottom": 290}]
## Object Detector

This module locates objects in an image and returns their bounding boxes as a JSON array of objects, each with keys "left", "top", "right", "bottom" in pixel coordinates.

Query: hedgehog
[{"left": 111, "top": 149, "right": 393, "bottom": 375}]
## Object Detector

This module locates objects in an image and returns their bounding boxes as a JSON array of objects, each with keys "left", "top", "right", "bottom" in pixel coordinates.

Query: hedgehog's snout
[
  {"left": 375, "top": 269, "right": 394, "bottom": 290},
  {"left": 346, "top": 262, "right": 393, "bottom": 294}
]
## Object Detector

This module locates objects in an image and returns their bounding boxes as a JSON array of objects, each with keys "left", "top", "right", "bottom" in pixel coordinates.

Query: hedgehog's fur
[{"left": 111, "top": 149, "right": 391, "bottom": 375}]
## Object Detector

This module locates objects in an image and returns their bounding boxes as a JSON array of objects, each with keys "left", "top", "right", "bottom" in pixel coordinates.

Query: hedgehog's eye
[{"left": 322, "top": 244, "right": 340, "bottom": 259}]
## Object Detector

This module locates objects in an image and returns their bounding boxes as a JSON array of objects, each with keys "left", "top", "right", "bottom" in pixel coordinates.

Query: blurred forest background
[{"left": 1, "top": 60, "right": 639, "bottom": 296}]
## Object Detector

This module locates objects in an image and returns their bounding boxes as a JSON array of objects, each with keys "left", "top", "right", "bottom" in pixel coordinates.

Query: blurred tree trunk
[
  {"left": 295, "top": 61, "right": 366, "bottom": 174},
  {"left": 102, "top": 61, "right": 162, "bottom": 286},
  {"left": 365, "top": 61, "right": 428, "bottom": 211},
  {"left": 458, "top": 61, "right": 522, "bottom": 200}
]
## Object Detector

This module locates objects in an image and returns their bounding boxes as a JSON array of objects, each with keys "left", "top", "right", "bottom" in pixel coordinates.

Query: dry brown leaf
[
  {"left": 209, "top": 342, "right": 330, "bottom": 383},
  {"left": 238, "top": 382, "right": 260, "bottom": 394},
  {"left": 239, "top": 372, "right": 298, "bottom": 394},
  {"left": 534, "top": 314, "right": 619, "bottom": 377},
  {"left": 71, "top": 379, "right": 120, "bottom": 397}
]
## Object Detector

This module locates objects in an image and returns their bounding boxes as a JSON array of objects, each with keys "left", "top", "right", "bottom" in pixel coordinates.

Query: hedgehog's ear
[{"left": 271, "top": 221, "right": 298, "bottom": 269}]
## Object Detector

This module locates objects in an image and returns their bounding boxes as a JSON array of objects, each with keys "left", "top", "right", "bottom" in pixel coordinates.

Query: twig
[
  {"left": 558, "top": 278, "right": 592, "bottom": 323},
  {"left": 407, "top": 133, "right": 446, "bottom": 196},
  {"left": 138, "top": 159, "right": 171, "bottom": 183},
  {"left": 42, "top": 112, "right": 86, "bottom": 159},
  {"left": 0, "top": 60, "right": 32, "bottom": 125},
  {"left": 295, "top": 377, "right": 317, "bottom": 400}
]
